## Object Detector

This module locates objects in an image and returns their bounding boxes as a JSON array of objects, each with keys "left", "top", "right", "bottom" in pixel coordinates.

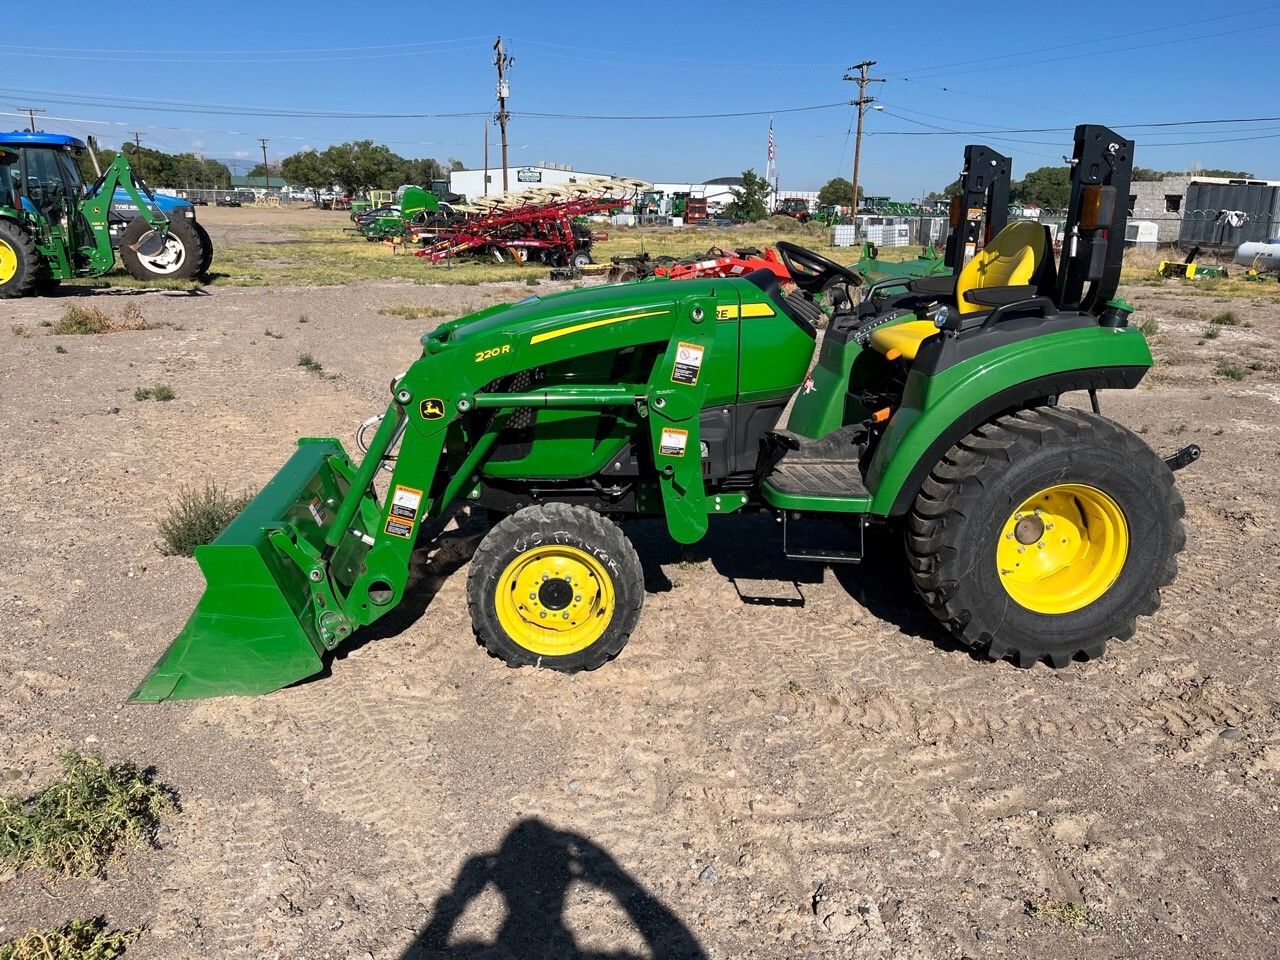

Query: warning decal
[
  {"left": 659, "top": 427, "right": 689, "bottom": 457},
  {"left": 389, "top": 485, "right": 423, "bottom": 521},
  {"left": 671, "top": 341, "right": 705, "bottom": 385},
  {"left": 308, "top": 498, "right": 325, "bottom": 526},
  {"left": 384, "top": 516, "right": 415, "bottom": 539}
]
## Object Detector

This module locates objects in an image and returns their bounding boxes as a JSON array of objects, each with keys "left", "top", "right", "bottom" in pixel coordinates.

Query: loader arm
[{"left": 79, "top": 155, "right": 170, "bottom": 273}]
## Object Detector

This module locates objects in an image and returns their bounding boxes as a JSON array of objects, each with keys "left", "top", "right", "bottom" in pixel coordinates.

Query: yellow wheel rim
[
  {"left": 995, "top": 483, "right": 1129, "bottom": 614},
  {"left": 495, "top": 545, "right": 615, "bottom": 657},
  {"left": 0, "top": 239, "right": 16, "bottom": 285}
]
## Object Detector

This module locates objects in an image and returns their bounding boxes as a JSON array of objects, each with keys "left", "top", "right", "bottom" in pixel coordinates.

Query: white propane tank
[{"left": 1235, "top": 241, "right": 1280, "bottom": 271}]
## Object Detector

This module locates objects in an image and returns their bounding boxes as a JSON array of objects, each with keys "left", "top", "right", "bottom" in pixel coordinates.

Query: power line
[
  {"left": 0, "top": 36, "right": 489, "bottom": 55},
  {"left": 16, "top": 106, "right": 45, "bottom": 131},
  {"left": 0, "top": 40, "right": 489, "bottom": 64},
  {"left": 881, "top": 3, "right": 1280, "bottom": 78}
]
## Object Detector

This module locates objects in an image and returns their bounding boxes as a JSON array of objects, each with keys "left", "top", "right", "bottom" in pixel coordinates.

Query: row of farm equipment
[{"left": 349, "top": 177, "right": 650, "bottom": 270}]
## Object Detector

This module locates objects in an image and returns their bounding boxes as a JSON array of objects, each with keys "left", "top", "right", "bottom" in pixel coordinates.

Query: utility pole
[
  {"left": 131, "top": 132, "right": 143, "bottom": 150},
  {"left": 493, "top": 36, "right": 513, "bottom": 192},
  {"left": 17, "top": 107, "right": 45, "bottom": 132},
  {"left": 842, "top": 61, "right": 884, "bottom": 218},
  {"left": 483, "top": 119, "right": 490, "bottom": 196},
  {"left": 259, "top": 138, "right": 270, "bottom": 191}
]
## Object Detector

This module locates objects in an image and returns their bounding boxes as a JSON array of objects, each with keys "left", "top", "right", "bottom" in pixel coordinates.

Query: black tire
[
  {"left": 907, "top": 406, "right": 1185, "bottom": 667},
  {"left": 467, "top": 503, "right": 644, "bottom": 671},
  {"left": 119, "top": 216, "right": 205, "bottom": 281},
  {"left": 192, "top": 220, "right": 214, "bottom": 275},
  {"left": 0, "top": 219, "right": 39, "bottom": 299},
  {"left": 570, "top": 250, "right": 592, "bottom": 270}
]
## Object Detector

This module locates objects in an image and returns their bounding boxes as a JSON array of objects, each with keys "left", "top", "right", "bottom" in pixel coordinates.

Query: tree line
[
  {"left": 70, "top": 139, "right": 463, "bottom": 195},
  {"left": 279, "top": 142, "right": 464, "bottom": 198},
  {"left": 926, "top": 165, "right": 1257, "bottom": 212}
]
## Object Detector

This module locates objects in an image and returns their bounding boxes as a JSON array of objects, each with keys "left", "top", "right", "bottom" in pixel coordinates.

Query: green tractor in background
[
  {"left": 0, "top": 132, "right": 211, "bottom": 298},
  {"left": 131, "top": 125, "right": 1198, "bottom": 703}
]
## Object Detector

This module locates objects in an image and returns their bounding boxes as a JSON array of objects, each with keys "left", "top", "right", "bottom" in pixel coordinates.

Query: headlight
[{"left": 184, "top": 209, "right": 195, "bottom": 218}]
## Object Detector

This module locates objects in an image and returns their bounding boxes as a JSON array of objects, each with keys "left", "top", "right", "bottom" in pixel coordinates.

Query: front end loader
[
  {"left": 0, "top": 132, "right": 210, "bottom": 299},
  {"left": 132, "top": 124, "right": 1196, "bottom": 702}
]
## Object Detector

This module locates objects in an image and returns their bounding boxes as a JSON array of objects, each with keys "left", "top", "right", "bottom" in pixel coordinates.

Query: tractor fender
[{"left": 864, "top": 325, "right": 1153, "bottom": 516}]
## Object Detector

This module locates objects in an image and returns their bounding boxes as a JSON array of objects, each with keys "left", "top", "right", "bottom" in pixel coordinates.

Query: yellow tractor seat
[
  {"left": 868, "top": 221, "right": 1054, "bottom": 362},
  {"left": 868, "top": 320, "right": 942, "bottom": 361},
  {"left": 955, "top": 220, "right": 1047, "bottom": 315}
]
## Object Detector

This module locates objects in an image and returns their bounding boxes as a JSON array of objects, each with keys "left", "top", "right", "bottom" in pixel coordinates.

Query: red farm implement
[{"left": 412, "top": 177, "right": 648, "bottom": 267}]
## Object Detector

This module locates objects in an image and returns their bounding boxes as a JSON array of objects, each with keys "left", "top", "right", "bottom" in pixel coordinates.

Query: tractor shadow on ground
[
  {"left": 631, "top": 512, "right": 973, "bottom": 661},
  {"left": 400, "top": 817, "right": 706, "bottom": 960},
  {"left": 48, "top": 282, "right": 212, "bottom": 298}
]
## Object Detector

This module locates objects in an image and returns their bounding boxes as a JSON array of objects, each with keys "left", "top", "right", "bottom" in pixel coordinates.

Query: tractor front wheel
[
  {"left": 907, "top": 406, "right": 1185, "bottom": 666},
  {"left": 0, "top": 220, "right": 39, "bottom": 299},
  {"left": 467, "top": 503, "right": 644, "bottom": 671},
  {"left": 119, "top": 217, "right": 205, "bottom": 281}
]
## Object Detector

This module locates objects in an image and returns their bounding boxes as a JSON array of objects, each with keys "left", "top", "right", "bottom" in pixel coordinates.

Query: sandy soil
[{"left": 1, "top": 255, "right": 1278, "bottom": 959}]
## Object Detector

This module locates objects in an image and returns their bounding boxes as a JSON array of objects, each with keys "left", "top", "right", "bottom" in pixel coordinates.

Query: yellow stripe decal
[
  {"left": 530, "top": 309, "right": 669, "bottom": 345},
  {"left": 715, "top": 302, "right": 777, "bottom": 320}
]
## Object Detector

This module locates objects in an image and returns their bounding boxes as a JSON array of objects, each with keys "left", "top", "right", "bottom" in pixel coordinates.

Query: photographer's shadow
[{"left": 403, "top": 817, "right": 706, "bottom": 960}]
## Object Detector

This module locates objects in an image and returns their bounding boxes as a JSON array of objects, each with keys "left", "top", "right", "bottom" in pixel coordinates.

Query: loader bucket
[{"left": 130, "top": 438, "right": 357, "bottom": 702}]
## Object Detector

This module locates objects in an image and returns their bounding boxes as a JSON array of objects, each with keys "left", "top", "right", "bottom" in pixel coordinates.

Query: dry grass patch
[
  {"left": 377, "top": 304, "right": 450, "bottom": 319},
  {"left": 51, "top": 303, "right": 154, "bottom": 336}
]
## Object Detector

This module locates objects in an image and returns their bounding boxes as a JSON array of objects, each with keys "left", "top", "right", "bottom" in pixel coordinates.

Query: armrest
[
  {"left": 908, "top": 274, "right": 955, "bottom": 295},
  {"left": 977, "top": 295, "right": 1058, "bottom": 330},
  {"left": 963, "top": 284, "right": 1038, "bottom": 307}
]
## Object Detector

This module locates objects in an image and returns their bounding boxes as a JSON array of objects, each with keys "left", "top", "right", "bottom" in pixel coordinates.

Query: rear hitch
[{"left": 1163, "top": 444, "right": 1201, "bottom": 472}]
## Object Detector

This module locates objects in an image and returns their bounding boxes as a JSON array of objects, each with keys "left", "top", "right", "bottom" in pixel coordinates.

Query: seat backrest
[{"left": 954, "top": 220, "right": 1046, "bottom": 315}]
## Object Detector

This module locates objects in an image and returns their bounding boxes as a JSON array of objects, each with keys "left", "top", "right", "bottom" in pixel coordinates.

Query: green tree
[
  {"left": 817, "top": 177, "right": 861, "bottom": 207},
  {"left": 925, "top": 176, "right": 962, "bottom": 201},
  {"left": 1196, "top": 168, "right": 1254, "bottom": 179},
  {"left": 401, "top": 157, "right": 445, "bottom": 188},
  {"left": 281, "top": 150, "right": 332, "bottom": 204},
  {"left": 247, "top": 161, "right": 281, "bottom": 179},
  {"left": 318, "top": 140, "right": 406, "bottom": 194},
  {"left": 726, "top": 168, "right": 771, "bottom": 222},
  {"left": 1011, "top": 165, "right": 1072, "bottom": 210}
]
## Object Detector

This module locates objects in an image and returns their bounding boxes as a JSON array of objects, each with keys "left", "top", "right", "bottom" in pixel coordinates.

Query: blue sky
[{"left": 4, "top": 0, "right": 1278, "bottom": 197}]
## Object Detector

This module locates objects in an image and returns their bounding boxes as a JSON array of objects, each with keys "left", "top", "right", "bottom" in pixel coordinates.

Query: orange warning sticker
[{"left": 659, "top": 427, "right": 689, "bottom": 457}]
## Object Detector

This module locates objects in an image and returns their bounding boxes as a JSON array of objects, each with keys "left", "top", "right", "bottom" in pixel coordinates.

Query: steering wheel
[{"left": 775, "top": 240, "right": 864, "bottom": 294}]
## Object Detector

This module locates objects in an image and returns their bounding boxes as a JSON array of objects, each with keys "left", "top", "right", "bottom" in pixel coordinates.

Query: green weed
[
  {"left": 1135, "top": 315, "right": 1159, "bottom": 336},
  {"left": 54, "top": 344, "right": 67, "bottom": 354},
  {"left": 1215, "top": 360, "right": 1248, "bottom": 381},
  {"left": 1209, "top": 310, "right": 1240, "bottom": 325},
  {"left": 52, "top": 304, "right": 151, "bottom": 336},
  {"left": 0, "top": 918, "right": 138, "bottom": 960},
  {"left": 1027, "top": 899, "right": 1100, "bottom": 929},
  {"left": 297, "top": 353, "right": 324, "bottom": 374},
  {"left": 1202, "top": 325, "right": 1220, "bottom": 340},
  {"left": 0, "top": 752, "right": 175, "bottom": 878},
  {"left": 158, "top": 482, "right": 253, "bottom": 556},
  {"left": 263, "top": 328, "right": 284, "bottom": 339},
  {"left": 133, "top": 385, "right": 175, "bottom": 402}
]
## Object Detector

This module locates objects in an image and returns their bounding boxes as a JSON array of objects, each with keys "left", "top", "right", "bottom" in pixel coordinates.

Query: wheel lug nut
[
  {"left": 1017, "top": 546, "right": 1026, "bottom": 553},
  {"left": 539, "top": 611, "right": 547, "bottom": 619},
  {"left": 574, "top": 595, "right": 581, "bottom": 602},
  {"left": 542, "top": 574, "right": 549, "bottom": 581},
  {"left": 1037, "top": 541, "right": 1045, "bottom": 549},
  {"left": 562, "top": 612, "right": 569, "bottom": 619},
  {"left": 529, "top": 592, "right": 536, "bottom": 600},
  {"left": 1046, "top": 523, "right": 1054, "bottom": 530}
]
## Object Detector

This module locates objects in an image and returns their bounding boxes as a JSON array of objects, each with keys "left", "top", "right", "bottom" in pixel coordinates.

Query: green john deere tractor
[
  {"left": 0, "top": 132, "right": 210, "bottom": 298},
  {"left": 132, "top": 124, "right": 1198, "bottom": 702}
]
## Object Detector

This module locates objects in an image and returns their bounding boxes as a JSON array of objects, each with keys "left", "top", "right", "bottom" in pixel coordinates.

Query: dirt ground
[{"left": 2, "top": 214, "right": 1279, "bottom": 959}]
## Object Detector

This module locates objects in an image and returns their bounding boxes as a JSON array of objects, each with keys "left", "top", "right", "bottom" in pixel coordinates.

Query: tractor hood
[
  {"left": 110, "top": 188, "right": 194, "bottom": 219},
  {"left": 421, "top": 276, "right": 728, "bottom": 354}
]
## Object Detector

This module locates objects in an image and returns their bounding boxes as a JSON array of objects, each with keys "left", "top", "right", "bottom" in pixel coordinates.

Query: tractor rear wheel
[
  {"left": 192, "top": 221, "right": 214, "bottom": 275},
  {"left": 467, "top": 503, "right": 644, "bottom": 671},
  {"left": 0, "top": 220, "right": 39, "bottom": 299},
  {"left": 119, "top": 216, "right": 205, "bottom": 281},
  {"left": 907, "top": 406, "right": 1185, "bottom": 666}
]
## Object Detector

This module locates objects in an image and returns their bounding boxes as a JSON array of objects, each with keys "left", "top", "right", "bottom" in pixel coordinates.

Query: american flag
[{"left": 767, "top": 120, "right": 775, "bottom": 179}]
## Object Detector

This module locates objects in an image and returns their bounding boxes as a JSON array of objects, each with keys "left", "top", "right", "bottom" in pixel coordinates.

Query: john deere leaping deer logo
[{"left": 420, "top": 398, "right": 446, "bottom": 420}]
